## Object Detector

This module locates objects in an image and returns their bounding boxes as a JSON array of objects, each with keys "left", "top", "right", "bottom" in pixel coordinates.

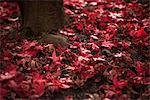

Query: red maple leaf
[
  {"left": 76, "top": 23, "right": 83, "bottom": 30},
  {"left": 0, "top": 64, "right": 19, "bottom": 81},
  {"left": 31, "top": 73, "right": 46, "bottom": 98},
  {"left": 101, "top": 41, "right": 116, "bottom": 49},
  {"left": 0, "top": 87, "right": 8, "bottom": 98},
  {"left": 136, "top": 61, "right": 144, "bottom": 76},
  {"left": 49, "top": 50, "right": 62, "bottom": 62},
  {"left": 136, "top": 28, "right": 148, "bottom": 37},
  {"left": 113, "top": 75, "right": 128, "bottom": 89}
]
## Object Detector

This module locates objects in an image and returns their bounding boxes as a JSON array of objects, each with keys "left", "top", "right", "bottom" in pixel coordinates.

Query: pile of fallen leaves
[{"left": 0, "top": 0, "right": 149, "bottom": 99}]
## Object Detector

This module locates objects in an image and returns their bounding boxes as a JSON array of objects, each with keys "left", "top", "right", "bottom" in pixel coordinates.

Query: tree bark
[
  {"left": 18, "top": 0, "right": 64, "bottom": 35},
  {"left": 17, "top": 0, "right": 68, "bottom": 47}
]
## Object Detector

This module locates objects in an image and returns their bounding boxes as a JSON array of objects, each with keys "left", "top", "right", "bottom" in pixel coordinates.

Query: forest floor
[{"left": 0, "top": 0, "right": 150, "bottom": 100}]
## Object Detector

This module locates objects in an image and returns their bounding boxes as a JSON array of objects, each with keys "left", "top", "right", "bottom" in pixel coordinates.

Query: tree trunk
[
  {"left": 19, "top": 0, "right": 64, "bottom": 35},
  {"left": 18, "top": 0, "right": 68, "bottom": 47}
]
